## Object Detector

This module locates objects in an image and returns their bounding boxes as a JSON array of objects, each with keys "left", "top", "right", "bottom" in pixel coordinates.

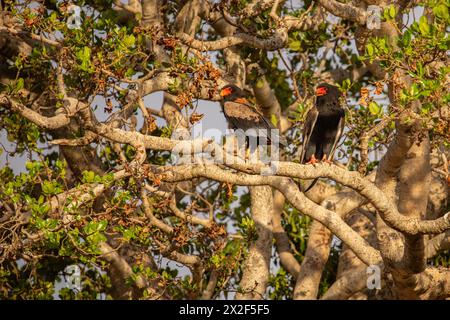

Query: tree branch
[
  {"left": 235, "top": 186, "right": 273, "bottom": 299},
  {"left": 317, "top": 0, "right": 367, "bottom": 25}
]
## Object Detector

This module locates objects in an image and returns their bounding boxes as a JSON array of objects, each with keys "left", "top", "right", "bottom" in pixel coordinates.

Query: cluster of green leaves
[
  {"left": 288, "top": 22, "right": 329, "bottom": 54},
  {"left": 364, "top": 1, "right": 449, "bottom": 109},
  {"left": 0, "top": 156, "right": 120, "bottom": 299},
  {"left": 268, "top": 268, "right": 294, "bottom": 300},
  {"left": 0, "top": 112, "right": 42, "bottom": 156},
  {"left": 357, "top": 0, "right": 450, "bottom": 153}
]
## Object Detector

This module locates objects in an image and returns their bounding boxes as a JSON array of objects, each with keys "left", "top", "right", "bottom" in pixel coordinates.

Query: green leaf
[
  {"left": 122, "top": 34, "right": 135, "bottom": 49},
  {"left": 366, "top": 43, "right": 374, "bottom": 56},
  {"left": 167, "top": 77, "right": 180, "bottom": 94},
  {"left": 47, "top": 219, "right": 58, "bottom": 229},
  {"left": 25, "top": 161, "right": 34, "bottom": 171},
  {"left": 341, "top": 78, "right": 351, "bottom": 91},
  {"left": 271, "top": 114, "right": 278, "bottom": 127},
  {"left": 102, "top": 173, "right": 115, "bottom": 185},
  {"left": 86, "top": 232, "right": 106, "bottom": 245},
  {"left": 125, "top": 67, "right": 135, "bottom": 78},
  {"left": 289, "top": 40, "right": 302, "bottom": 51},
  {"left": 421, "top": 103, "right": 433, "bottom": 114},
  {"left": 416, "top": 62, "right": 424, "bottom": 77},
  {"left": 82, "top": 170, "right": 96, "bottom": 183},
  {"left": 123, "top": 228, "right": 136, "bottom": 240},
  {"left": 402, "top": 30, "right": 412, "bottom": 46},
  {"left": 419, "top": 16, "right": 430, "bottom": 35},
  {"left": 433, "top": 4, "right": 449, "bottom": 20},
  {"left": 16, "top": 78, "right": 24, "bottom": 91},
  {"left": 389, "top": 5, "right": 396, "bottom": 19},
  {"left": 76, "top": 46, "right": 94, "bottom": 73},
  {"left": 42, "top": 180, "right": 55, "bottom": 195},
  {"left": 256, "top": 78, "right": 265, "bottom": 89},
  {"left": 383, "top": 5, "right": 396, "bottom": 20},
  {"left": 368, "top": 101, "right": 380, "bottom": 115}
]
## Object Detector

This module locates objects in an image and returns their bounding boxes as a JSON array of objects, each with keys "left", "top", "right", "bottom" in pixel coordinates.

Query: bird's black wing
[
  {"left": 326, "top": 111, "right": 345, "bottom": 161},
  {"left": 223, "top": 100, "right": 287, "bottom": 146},
  {"left": 299, "top": 107, "right": 319, "bottom": 163},
  {"left": 223, "top": 100, "right": 269, "bottom": 129}
]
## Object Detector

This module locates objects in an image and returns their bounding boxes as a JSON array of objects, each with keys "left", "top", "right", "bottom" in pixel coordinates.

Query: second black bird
[{"left": 300, "top": 83, "right": 345, "bottom": 191}]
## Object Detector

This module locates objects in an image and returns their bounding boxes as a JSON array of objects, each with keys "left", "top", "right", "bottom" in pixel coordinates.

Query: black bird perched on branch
[
  {"left": 300, "top": 83, "right": 345, "bottom": 192},
  {"left": 219, "top": 84, "right": 287, "bottom": 149}
]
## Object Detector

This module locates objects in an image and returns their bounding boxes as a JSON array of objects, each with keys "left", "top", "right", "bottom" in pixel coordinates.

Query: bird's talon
[
  {"left": 306, "top": 155, "right": 318, "bottom": 165},
  {"left": 321, "top": 154, "right": 333, "bottom": 164}
]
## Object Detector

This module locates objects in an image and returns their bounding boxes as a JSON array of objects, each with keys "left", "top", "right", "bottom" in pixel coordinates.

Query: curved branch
[
  {"left": 177, "top": 28, "right": 288, "bottom": 51},
  {"left": 150, "top": 163, "right": 382, "bottom": 266},
  {"left": 0, "top": 95, "right": 78, "bottom": 130},
  {"left": 294, "top": 190, "right": 367, "bottom": 299},
  {"left": 168, "top": 198, "right": 213, "bottom": 228},
  {"left": 272, "top": 162, "right": 450, "bottom": 235},
  {"left": 425, "top": 230, "right": 450, "bottom": 259},
  {"left": 317, "top": 0, "right": 367, "bottom": 25},
  {"left": 321, "top": 265, "right": 369, "bottom": 300}
]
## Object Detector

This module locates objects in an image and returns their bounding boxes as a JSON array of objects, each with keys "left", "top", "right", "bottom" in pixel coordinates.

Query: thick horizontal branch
[
  {"left": 177, "top": 28, "right": 288, "bottom": 51},
  {"left": 268, "top": 162, "right": 450, "bottom": 235},
  {"left": 215, "top": 158, "right": 448, "bottom": 236},
  {"left": 50, "top": 131, "right": 97, "bottom": 146},
  {"left": 179, "top": 6, "right": 319, "bottom": 52},
  {"left": 317, "top": 0, "right": 367, "bottom": 25},
  {"left": 0, "top": 95, "right": 78, "bottom": 130},
  {"left": 149, "top": 163, "right": 382, "bottom": 266}
]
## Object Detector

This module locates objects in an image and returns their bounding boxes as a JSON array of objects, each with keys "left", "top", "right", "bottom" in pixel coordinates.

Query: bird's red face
[
  {"left": 220, "top": 85, "right": 249, "bottom": 103},
  {"left": 315, "top": 86, "right": 328, "bottom": 96},
  {"left": 220, "top": 86, "right": 234, "bottom": 97}
]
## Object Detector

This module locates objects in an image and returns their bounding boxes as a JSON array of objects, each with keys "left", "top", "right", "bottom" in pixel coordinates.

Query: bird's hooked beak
[
  {"left": 220, "top": 87, "right": 233, "bottom": 97},
  {"left": 315, "top": 87, "right": 328, "bottom": 96}
]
